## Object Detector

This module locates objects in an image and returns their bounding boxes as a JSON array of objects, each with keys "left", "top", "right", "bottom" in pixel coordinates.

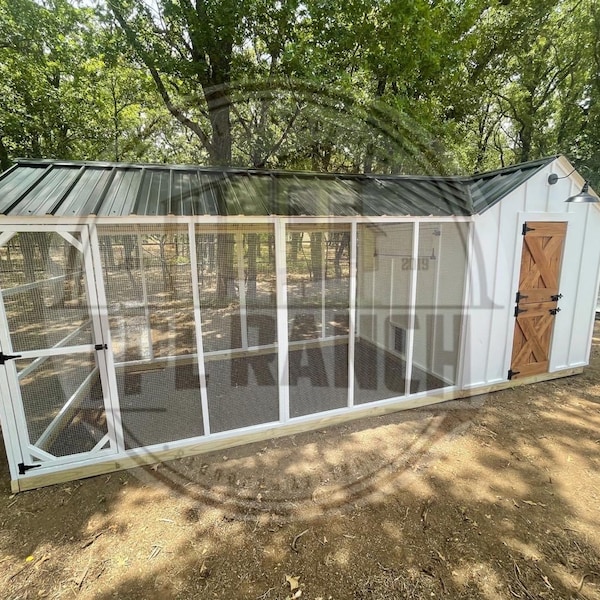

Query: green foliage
[
  {"left": 0, "top": 0, "right": 179, "bottom": 166},
  {"left": 1, "top": 0, "right": 598, "bottom": 183}
]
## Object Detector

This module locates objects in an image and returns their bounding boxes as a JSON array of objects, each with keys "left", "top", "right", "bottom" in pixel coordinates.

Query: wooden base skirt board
[{"left": 11, "top": 366, "right": 583, "bottom": 492}]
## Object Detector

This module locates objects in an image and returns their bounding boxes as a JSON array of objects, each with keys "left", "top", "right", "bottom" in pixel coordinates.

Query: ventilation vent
[{"left": 393, "top": 325, "right": 406, "bottom": 356}]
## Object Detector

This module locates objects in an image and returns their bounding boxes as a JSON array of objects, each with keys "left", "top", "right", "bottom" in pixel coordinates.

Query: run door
[
  {"left": 0, "top": 228, "right": 117, "bottom": 476},
  {"left": 509, "top": 222, "right": 567, "bottom": 380}
]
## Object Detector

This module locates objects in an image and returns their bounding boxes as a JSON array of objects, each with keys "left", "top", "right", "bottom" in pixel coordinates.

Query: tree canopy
[{"left": 1, "top": 0, "right": 598, "bottom": 184}]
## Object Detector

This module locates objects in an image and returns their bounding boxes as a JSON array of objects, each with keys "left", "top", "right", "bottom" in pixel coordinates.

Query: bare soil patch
[{"left": 2, "top": 325, "right": 600, "bottom": 599}]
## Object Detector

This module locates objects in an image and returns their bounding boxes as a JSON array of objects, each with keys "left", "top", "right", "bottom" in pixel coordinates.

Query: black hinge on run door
[
  {"left": 508, "top": 369, "right": 520, "bottom": 380},
  {"left": 18, "top": 462, "right": 41, "bottom": 475},
  {"left": 522, "top": 223, "right": 535, "bottom": 235},
  {"left": 514, "top": 306, "right": 527, "bottom": 317},
  {"left": 0, "top": 352, "right": 22, "bottom": 365}
]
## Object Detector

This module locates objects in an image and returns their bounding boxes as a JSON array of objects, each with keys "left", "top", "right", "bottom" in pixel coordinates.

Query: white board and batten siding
[{"left": 463, "top": 157, "right": 600, "bottom": 389}]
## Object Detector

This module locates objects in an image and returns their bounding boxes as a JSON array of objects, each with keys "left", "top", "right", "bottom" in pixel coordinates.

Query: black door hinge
[
  {"left": 18, "top": 462, "right": 41, "bottom": 475},
  {"left": 0, "top": 351, "right": 22, "bottom": 365},
  {"left": 515, "top": 291, "right": 528, "bottom": 303},
  {"left": 514, "top": 306, "right": 527, "bottom": 317},
  {"left": 551, "top": 293, "right": 563, "bottom": 302},
  {"left": 549, "top": 308, "right": 561, "bottom": 315},
  {"left": 508, "top": 369, "right": 520, "bottom": 380},
  {"left": 94, "top": 344, "right": 108, "bottom": 351},
  {"left": 522, "top": 223, "right": 535, "bottom": 235}
]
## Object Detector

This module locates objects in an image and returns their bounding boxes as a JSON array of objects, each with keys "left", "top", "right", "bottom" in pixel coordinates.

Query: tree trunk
[
  {"left": 0, "top": 135, "right": 11, "bottom": 171},
  {"left": 206, "top": 86, "right": 232, "bottom": 166},
  {"left": 310, "top": 233, "right": 323, "bottom": 282},
  {"left": 206, "top": 87, "right": 237, "bottom": 300},
  {"left": 216, "top": 232, "right": 235, "bottom": 303},
  {"left": 20, "top": 233, "right": 44, "bottom": 313},
  {"left": 290, "top": 232, "right": 301, "bottom": 262},
  {"left": 334, "top": 232, "right": 349, "bottom": 279},
  {"left": 247, "top": 233, "right": 258, "bottom": 302}
]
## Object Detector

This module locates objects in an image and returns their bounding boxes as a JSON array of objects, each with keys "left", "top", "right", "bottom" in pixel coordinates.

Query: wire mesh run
[
  {"left": 16, "top": 353, "right": 109, "bottom": 458},
  {"left": 287, "top": 226, "right": 351, "bottom": 417},
  {"left": 98, "top": 225, "right": 203, "bottom": 448},
  {"left": 411, "top": 222, "right": 469, "bottom": 390},
  {"left": 0, "top": 232, "right": 92, "bottom": 353},
  {"left": 0, "top": 220, "right": 469, "bottom": 476},
  {"left": 197, "top": 225, "right": 279, "bottom": 433}
]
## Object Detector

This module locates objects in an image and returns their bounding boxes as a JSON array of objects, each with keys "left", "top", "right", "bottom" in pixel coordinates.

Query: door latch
[
  {"left": 0, "top": 352, "right": 22, "bottom": 365},
  {"left": 18, "top": 462, "right": 42, "bottom": 474}
]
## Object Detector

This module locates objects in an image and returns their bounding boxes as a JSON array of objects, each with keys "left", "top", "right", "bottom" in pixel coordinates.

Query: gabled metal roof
[
  {"left": 466, "top": 157, "right": 557, "bottom": 213},
  {"left": 0, "top": 156, "right": 556, "bottom": 218}
]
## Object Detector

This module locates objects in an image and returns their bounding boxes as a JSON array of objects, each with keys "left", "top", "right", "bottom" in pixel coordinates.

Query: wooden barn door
[{"left": 509, "top": 222, "right": 567, "bottom": 380}]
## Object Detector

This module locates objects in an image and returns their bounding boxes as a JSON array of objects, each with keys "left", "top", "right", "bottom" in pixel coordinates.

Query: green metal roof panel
[
  {"left": 467, "top": 157, "right": 555, "bottom": 213},
  {"left": 97, "top": 169, "right": 142, "bottom": 217},
  {"left": 0, "top": 157, "right": 557, "bottom": 218},
  {"left": 0, "top": 165, "right": 49, "bottom": 213},
  {"left": 54, "top": 167, "right": 114, "bottom": 216},
  {"left": 11, "top": 165, "right": 82, "bottom": 216}
]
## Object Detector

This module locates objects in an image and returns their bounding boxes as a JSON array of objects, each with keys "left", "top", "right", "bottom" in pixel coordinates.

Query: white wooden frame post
[
  {"left": 457, "top": 223, "right": 475, "bottom": 390},
  {"left": 321, "top": 232, "right": 327, "bottom": 338},
  {"left": 404, "top": 223, "right": 420, "bottom": 396},
  {"left": 188, "top": 222, "right": 211, "bottom": 436},
  {"left": 136, "top": 231, "right": 153, "bottom": 361},
  {"left": 235, "top": 231, "right": 249, "bottom": 350},
  {"left": 89, "top": 224, "right": 126, "bottom": 453},
  {"left": 0, "top": 231, "right": 27, "bottom": 482},
  {"left": 275, "top": 220, "right": 290, "bottom": 423},
  {"left": 347, "top": 221, "right": 358, "bottom": 407},
  {"left": 430, "top": 226, "right": 443, "bottom": 371}
]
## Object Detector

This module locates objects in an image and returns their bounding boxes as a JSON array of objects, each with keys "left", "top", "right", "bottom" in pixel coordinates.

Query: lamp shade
[{"left": 566, "top": 182, "right": 598, "bottom": 203}]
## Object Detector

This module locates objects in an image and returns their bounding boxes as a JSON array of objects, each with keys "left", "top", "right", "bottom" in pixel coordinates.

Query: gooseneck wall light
[{"left": 548, "top": 170, "right": 598, "bottom": 203}]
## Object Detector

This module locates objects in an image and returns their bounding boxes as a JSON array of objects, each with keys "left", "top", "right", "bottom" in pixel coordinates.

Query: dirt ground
[{"left": 2, "top": 328, "right": 600, "bottom": 600}]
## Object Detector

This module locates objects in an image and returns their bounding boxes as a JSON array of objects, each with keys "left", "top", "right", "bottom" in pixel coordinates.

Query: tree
[
  {"left": 0, "top": 0, "right": 177, "bottom": 169},
  {"left": 448, "top": 0, "right": 597, "bottom": 172}
]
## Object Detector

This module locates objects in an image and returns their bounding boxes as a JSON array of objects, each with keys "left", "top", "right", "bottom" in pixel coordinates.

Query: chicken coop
[{"left": 0, "top": 155, "right": 598, "bottom": 491}]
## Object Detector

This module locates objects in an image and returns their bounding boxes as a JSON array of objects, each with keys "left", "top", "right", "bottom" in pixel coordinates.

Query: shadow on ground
[{"left": 1, "top": 333, "right": 600, "bottom": 599}]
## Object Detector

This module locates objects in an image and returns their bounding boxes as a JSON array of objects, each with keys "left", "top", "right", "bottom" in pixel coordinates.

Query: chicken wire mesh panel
[
  {"left": 98, "top": 232, "right": 148, "bottom": 362},
  {"left": 410, "top": 222, "right": 469, "bottom": 390},
  {"left": 98, "top": 225, "right": 204, "bottom": 449},
  {"left": 354, "top": 223, "right": 412, "bottom": 404},
  {"left": 116, "top": 361, "right": 205, "bottom": 448},
  {"left": 0, "top": 232, "right": 93, "bottom": 353},
  {"left": 197, "top": 225, "right": 279, "bottom": 433},
  {"left": 196, "top": 226, "right": 277, "bottom": 353},
  {"left": 287, "top": 226, "right": 351, "bottom": 418},
  {"left": 98, "top": 227, "right": 196, "bottom": 362},
  {"left": 15, "top": 353, "right": 109, "bottom": 459}
]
